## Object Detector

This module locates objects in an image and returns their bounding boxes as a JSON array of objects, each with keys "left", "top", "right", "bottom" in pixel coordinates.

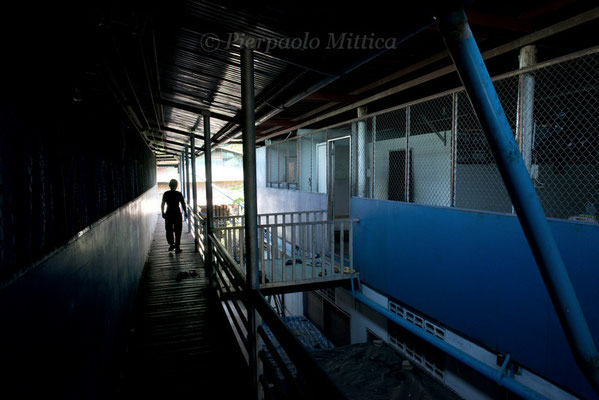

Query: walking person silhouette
[{"left": 161, "top": 179, "right": 187, "bottom": 253}]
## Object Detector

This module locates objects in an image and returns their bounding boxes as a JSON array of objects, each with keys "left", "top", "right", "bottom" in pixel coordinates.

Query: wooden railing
[{"left": 209, "top": 233, "right": 347, "bottom": 400}]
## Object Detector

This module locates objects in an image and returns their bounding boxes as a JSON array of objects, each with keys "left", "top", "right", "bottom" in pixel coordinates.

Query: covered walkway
[
  {"left": 117, "top": 222, "right": 250, "bottom": 398},
  {"left": 3, "top": 1, "right": 599, "bottom": 399}
]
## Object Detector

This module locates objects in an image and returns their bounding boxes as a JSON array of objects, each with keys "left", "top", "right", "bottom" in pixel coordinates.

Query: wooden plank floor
[{"left": 118, "top": 221, "right": 250, "bottom": 399}]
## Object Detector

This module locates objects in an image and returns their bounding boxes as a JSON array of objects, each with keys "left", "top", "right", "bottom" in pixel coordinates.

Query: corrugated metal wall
[{"left": 0, "top": 96, "right": 156, "bottom": 282}]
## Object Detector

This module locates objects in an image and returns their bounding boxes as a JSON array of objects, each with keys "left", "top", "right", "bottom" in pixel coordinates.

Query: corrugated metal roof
[
  {"left": 88, "top": 0, "right": 598, "bottom": 165},
  {"left": 98, "top": 0, "right": 440, "bottom": 163}
]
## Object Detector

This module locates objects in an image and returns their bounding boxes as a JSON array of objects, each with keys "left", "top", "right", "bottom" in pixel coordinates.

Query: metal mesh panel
[
  {"left": 531, "top": 54, "right": 599, "bottom": 219},
  {"left": 278, "top": 141, "right": 287, "bottom": 188},
  {"left": 454, "top": 88, "right": 513, "bottom": 213},
  {"left": 373, "top": 108, "right": 407, "bottom": 201},
  {"left": 327, "top": 124, "right": 352, "bottom": 140},
  {"left": 351, "top": 117, "right": 373, "bottom": 198},
  {"left": 266, "top": 144, "right": 279, "bottom": 187},
  {"left": 299, "top": 135, "right": 312, "bottom": 191},
  {"left": 285, "top": 139, "right": 298, "bottom": 190},
  {"left": 263, "top": 48, "right": 599, "bottom": 223},
  {"left": 408, "top": 95, "right": 453, "bottom": 206}
]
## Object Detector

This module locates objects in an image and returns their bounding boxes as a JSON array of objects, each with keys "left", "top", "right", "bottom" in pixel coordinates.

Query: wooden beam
[
  {"left": 303, "top": 92, "right": 358, "bottom": 102},
  {"left": 291, "top": 102, "right": 340, "bottom": 122},
  {"left": 518, "top": 0, "right": 577, "bottom": 20},
  {"left": 467, "top": 10, "right": 532, "bottom": 32}
]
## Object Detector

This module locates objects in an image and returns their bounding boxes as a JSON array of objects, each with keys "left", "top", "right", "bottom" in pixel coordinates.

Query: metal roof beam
[
  {"left": 149, "top": 144, "right": 186, "bottom": 157},
  {"left": 157, "top": 97, "right": 236, "bottom": 122},
  {"left": 150, "top": 142, "right": 187, "bottom": 153},
  {"left": 148, "top": 123, "right": 204, "bottom": 141},
  {"left": 147, "top": 135, "right": 190, "bottom": 149}
]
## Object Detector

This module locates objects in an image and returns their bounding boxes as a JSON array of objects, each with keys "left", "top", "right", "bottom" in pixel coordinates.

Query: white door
[{"left": 316, "top": 143, "right": 327, "bottom": 194}]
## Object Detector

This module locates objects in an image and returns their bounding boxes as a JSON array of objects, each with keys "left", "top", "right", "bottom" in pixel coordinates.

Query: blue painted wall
[
  {"left": 0, "top": 187, "right": 158, "bottom": 399},
  {"left": 351, "top": 197, "right": 599, "bottom": 399}
]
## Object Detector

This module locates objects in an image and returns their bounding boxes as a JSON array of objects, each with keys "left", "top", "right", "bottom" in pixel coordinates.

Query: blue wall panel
[
  {"left": 351, "top": 197, "right": 599, "bottom": 399},
  {"left": 0, "top": 187, "right": 158, "bottom": 399}
]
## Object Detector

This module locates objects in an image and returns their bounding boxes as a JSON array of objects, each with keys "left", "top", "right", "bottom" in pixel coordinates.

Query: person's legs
[
  {"left": 174, "top": 213, "right": 183, "bottom": 252},
  {"left": 165, "top": 215, "right": 175, "bottom": 251}
]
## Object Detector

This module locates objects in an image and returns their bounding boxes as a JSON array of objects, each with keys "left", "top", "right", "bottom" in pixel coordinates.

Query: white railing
[
  {"left": 257, "top": 210, "right": 327, "bottom": 225},
  {"left": 258, "top": 218, "right": 357, "bottom": 286},
  {"left": 212, "top": 209, "right": 327, "bottom": 228},
  {"left": 206, "top": 209, "right": 358, "bottom": 287},
  {"left": 213, "top": 224, "right": 246, "bottom": 272}
]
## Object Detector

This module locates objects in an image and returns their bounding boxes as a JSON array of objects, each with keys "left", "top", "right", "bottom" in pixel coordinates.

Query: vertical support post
[
  {"left": 436, "top": 8, "right": 599, "bottom": 394},
  {"left": 182, "top": 155, "right": 186, "bottom": 200},
  {"left": 516, "top": 45, "right": 537, "bottom": 175},
  {"left": 351, "top": 122, "right": 357, "bottom": 195},
  {"left": 204, "top": 113, "right": 215, "bottom": 282},
  {"left": 291, "top": 215, "right": 296, "bottom": 280},
  {"left": 371, "top": 115, "right": 376, "bottom": 198},
  {"left": 179, "top": 154, "right": 184, "bottom": 200},
  {"left": 339, "top": 221, "right": 344, "bottom": 276},
  {"left": 242, "top": 46, "right": 261, "bottom": 399},
  {"left": 328, "top": 140, "right": 336, "bottom": 219},
  {"left": 310, "top": 135, "right": 314, "bottom": 192},
  {"left": 450, "top": 93, "right": 458, "bottom": 207},
  {"left": 311, "top": 223, "right": 316, "bottom": 279},
  {"left": 185, "top": 145, "right": 191, "bottom": 233},
  {"left": 281, "top": 215, "right": 286, "bottom": 282},
  {"left": 260, "top": 226, "right": 265, "bottom": 283},
  {"left": 190, "top": 131, "right": 199, "bottom": 253},
  {"left": 405, "top": 106, "right": 411, "bottom": 202},
  {"left": 296, "top": 135, "right": 300, "bottom": 190},
  {"left": 357, "top": 106, "right": 368, "bottom": 197}
]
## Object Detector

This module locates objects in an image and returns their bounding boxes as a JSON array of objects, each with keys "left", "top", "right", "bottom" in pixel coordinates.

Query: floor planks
[{"left": 118, "top": 220, "right": 250, "bottom": 398}]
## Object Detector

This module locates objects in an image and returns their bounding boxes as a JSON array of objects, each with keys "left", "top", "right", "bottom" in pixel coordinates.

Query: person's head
[{"left": 169, "top": 179, "right": 178, "bottom": 190}]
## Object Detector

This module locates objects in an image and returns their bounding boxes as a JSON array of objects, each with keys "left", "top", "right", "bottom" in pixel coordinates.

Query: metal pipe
[
  {"left": 242, "top": 46, "right": 260, "bottom": 398},
  {"left": 180, "top": 153, "right": 185, "bottom": 203},
  {"left": 357, "top": 106, "right": 368, "bottom": 197},
  {"left": 351, "top": 291, "right": 547, "bottom": 400},
  {"left": 204, "top": 113, "right": 214, "bottom": 283},
  {"left": 405, "top": 106, "right": 411, "bottom": 202},
  {"left": 517, "top": 44, "right": 537, "bottom": 175},
  {"left": 436, "top": 8, "right": 599, "bottom": 394},
  {"left": 242, "top": 47, "right": 260, "bottom": 291},
  {"left": 190, "top": 130, "right": 199, "bottom": 252},
  {"left": 450, "top": 93, "right": 457, "bottom": 207},
  {"left": 185, "top": 145, "right": 191, "bottom": 233}
]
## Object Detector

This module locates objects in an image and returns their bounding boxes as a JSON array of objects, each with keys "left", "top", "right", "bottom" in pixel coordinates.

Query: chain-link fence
[{"left": 264, "top": 47, "right": 599, "bottom": 223}]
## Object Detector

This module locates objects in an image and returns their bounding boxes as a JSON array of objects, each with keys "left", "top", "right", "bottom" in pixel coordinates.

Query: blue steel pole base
[{"left": 436, "top": 7, "right": 599, "bottom": 395}]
